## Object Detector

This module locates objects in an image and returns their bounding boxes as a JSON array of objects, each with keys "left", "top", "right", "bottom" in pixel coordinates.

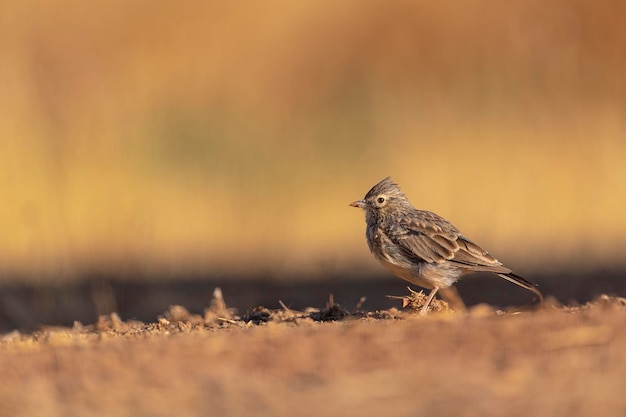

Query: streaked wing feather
[
  {"left": 394, "top": 211, "right": 511, "bottom": 273},
  {"left": 429, "top": 233, "right": 458, "bottom": 251},
  {"left": 393, "top": 213, "right": 460, "bottom": 263},
  {"left": 450, "top": 237, "right": 513, "bottom": 273},
  {"left": 399, "top": 232, "right": 456, "bottom": 263},
  {"left": 395, "top": 233, "right": 434, "bottom": 263}
]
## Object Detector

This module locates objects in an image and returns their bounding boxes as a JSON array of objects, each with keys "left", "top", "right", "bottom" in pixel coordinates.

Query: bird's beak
[{"left": 349, "top": 199, "right": 366, "bottom": 208}]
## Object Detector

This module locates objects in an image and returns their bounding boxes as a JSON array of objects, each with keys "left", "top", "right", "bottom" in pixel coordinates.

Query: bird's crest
[{"left": 365, "top": 177, "right": 405, "bottom": 199}]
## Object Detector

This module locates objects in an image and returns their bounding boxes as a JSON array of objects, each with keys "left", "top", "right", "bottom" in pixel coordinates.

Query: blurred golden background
[{"left": 1, "top": 0, "right": 625, "bottom": 295}]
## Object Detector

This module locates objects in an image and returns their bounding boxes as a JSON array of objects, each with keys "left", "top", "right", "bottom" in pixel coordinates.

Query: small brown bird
[{"left": 350, "top": 177, "right": 543, "bottom": 314}]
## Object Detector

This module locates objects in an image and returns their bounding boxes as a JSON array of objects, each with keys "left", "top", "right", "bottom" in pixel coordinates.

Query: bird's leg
[{"left": 420, "top": 287, "right": 440, "bottom": 315}]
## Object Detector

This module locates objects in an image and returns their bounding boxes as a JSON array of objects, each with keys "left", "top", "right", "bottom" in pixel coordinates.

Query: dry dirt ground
[{"left": 1, "top": 290, "right": 626, "bottom": 417}]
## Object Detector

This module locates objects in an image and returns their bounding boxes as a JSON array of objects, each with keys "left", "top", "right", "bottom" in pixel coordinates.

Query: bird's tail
[{"left": 497, "top": 272, "right": 544, "bottom": 304}]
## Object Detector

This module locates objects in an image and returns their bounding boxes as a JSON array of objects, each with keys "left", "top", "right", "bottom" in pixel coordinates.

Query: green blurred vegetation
[{"left": 0, "top": 0, "right": 625, "bottom": 282}]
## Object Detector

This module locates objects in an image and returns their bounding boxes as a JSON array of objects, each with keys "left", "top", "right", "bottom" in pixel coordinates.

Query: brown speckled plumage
[{"left": 350, "top": 177, "right": 543, "bottom": 314}]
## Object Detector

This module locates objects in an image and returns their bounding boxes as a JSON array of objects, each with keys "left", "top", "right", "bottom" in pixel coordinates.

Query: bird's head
[{"left": 349, "top": 177, "right": 410, "bottom": 217}]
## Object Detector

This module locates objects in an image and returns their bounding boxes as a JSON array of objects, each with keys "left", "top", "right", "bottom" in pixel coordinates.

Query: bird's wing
[{"left": 392, "top": 211, "right": 511, "bottom": 273}]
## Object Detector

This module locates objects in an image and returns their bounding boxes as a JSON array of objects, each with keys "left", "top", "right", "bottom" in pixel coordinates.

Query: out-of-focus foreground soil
[{"left": 1, "top": 291, "right": 625, "bottom": 417}]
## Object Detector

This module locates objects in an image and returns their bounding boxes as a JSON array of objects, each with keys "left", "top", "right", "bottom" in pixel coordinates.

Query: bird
[{"left": 350, "top": 177, "right": 543, "bottom": 314}]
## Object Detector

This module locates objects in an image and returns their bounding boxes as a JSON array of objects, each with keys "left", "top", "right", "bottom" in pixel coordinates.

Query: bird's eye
[{"left": 377, "top": 196, "right": 386, "bottom": 204}]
